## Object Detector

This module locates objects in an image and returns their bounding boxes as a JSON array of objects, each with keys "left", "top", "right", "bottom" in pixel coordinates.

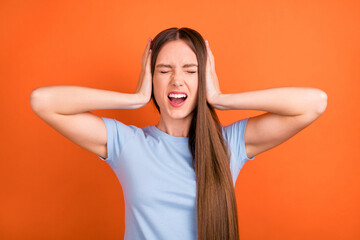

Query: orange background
[{"left": 1, "top": 0, "right": 359, "bottom": 239}]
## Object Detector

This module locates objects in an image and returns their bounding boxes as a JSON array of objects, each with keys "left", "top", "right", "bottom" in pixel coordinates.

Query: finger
[
  {"left": 142, "top": 38, "right": 152, "bottom": 66},
  {"left": 205, "top": 40, "right": 214, "bottom": 71},
  {"left": 206, "top": 42, "right": 214, "bottom": 63},
  {"left": 146, "top": 50, "right": 151, "bottom": 67},
  {"left": 205, "top": 40, "right": 210, "bottom": 58},
  {"left": 208, "top": 50, "right": 213, "bottom": 69},
  {"left": 143, "top": 38, "right": 151, "bottom": 57},
  {"left": 145, "top": 50, "right": 152, "bottom": 75},
  {"left": 206, "top": 51, "right": 211, "bottom": 72},
  {"left": 146, "top": 38, "right": 151, "bottom": 51}
]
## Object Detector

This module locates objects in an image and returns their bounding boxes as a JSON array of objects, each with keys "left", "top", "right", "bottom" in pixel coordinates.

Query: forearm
[
  {"left": 30, "top": 85, "right": 147, "bottom": 115},
  {"left": 211, "top": 87, "right": 328, "bottom": 116}
]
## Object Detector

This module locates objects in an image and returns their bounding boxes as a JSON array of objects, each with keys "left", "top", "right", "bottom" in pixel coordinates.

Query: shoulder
[
  {"left": 221, "top": 118, "right": 255, "bottom": 161},
  {"left": 101, "top": 117, "right": 143, "bottom": 132},
  {"left": 221, "top": 118, "right": 250, "bottom": 141},
  {"left": 100, "top": 117, "right": 154, "bottom": 143}
]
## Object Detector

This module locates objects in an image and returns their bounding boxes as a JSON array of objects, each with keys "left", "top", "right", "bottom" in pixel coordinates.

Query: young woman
[{"left": 30, "top": 27, "right": 327, "bottom": 240}]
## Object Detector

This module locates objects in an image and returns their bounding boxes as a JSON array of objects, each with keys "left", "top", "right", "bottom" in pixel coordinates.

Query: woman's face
[{"left": 153, "top": 40, "right": 199, "bottom": 121}]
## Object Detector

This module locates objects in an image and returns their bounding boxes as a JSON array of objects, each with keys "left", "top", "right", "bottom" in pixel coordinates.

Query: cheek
[
  {"left": 152, "top": 76, "right": 165, "bottom": 104},
  {"left": 190, "top": 78, "right": 199, "bottom": 95}
]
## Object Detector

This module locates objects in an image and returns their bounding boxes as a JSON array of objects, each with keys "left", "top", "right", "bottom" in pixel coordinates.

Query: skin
[
  {"left": 29, "top": 36, "right": 328, "bottom": 161},
  {"left": 135, "top": 39, "right": 199, "bottom": 137},
  {"left": 136, "top": 38, "right": 328, "bottom": 159},
  {"left": 153, "top": 40, "right": 199, "bottom": 137}
]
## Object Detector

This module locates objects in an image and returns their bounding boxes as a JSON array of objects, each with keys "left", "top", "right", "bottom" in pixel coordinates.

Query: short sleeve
[
  {"left": 223, "top": 118, "right": 255, "bottom": 165},
  {"left": 97, "top": 117, "right": 137, "bottom": 162}
]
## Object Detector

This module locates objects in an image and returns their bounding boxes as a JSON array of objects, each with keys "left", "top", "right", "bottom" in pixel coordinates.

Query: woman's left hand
[{"left": 205, "top": 40, "right": 222, "bottom": 106}]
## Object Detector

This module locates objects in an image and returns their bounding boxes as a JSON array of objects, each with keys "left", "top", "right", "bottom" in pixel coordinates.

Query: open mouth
[{"left": 168, "top": 92, "right": 188, "bottom": 107}]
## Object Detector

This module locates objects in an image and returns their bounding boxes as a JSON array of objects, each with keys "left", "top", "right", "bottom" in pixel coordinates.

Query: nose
[{"left": 170, "top": 71, "right": 185, "bottom": 87}]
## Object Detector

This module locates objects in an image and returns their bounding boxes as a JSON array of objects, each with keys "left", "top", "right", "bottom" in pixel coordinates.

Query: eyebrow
[{"left": 156, "top": 63, "right": 198, "bottom": 68}]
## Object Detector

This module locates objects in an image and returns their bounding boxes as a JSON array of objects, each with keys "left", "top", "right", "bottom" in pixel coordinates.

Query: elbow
[
  {"left": 309, "top": 89, "right": 327, "bottom": 117},
  {"left": 302, "top": 89, "right": 327, "bottom": 122},
  {"left": 30, "top": 87, "right": 49, "bottom": 114},
  {"left": 30, "top": 89, "right": 41, "bottom": 113},
  {"left": 316, "top": 90, "right": 328, "bottom": 115}
]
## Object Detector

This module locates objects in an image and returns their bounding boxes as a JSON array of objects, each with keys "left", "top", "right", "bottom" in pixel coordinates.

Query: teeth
[{"left": 168, "top": 93, "right": 187, "bottom": 98}]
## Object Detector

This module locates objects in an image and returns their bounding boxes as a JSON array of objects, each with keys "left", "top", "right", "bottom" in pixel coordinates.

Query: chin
[
  {"left": 159, "top": 105, "right": 190, "bottom": 119},
  {"left": 169, "top": 109, "right": 195, "bottom": 120}
]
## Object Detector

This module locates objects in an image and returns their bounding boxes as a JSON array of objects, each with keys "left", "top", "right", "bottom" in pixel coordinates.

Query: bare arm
[
  {"left": 30, "top": 38, "right": 152, "bottom": 159},
  {"left": 30, "top": 85, "right": 148, "bottom": 114},
  {"left": 204, "top": 40, "right": 327, "bottom": 159},
  {"left": 210, "top": 87, "right": 327, "bottom": 159}
]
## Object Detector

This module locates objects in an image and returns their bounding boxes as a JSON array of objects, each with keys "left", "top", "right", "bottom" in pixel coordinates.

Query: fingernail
[{"left": 205, "top": 40, "right": 209, "bottom": 46}]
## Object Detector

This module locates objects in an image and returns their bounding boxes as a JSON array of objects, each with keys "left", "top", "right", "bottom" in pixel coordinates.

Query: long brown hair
[{"left": 150, "top": 27, "right": 239, "bottom": 240}]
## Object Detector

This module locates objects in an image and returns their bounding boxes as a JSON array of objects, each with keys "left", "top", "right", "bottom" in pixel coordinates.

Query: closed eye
[{"left": 160, "top": 71, "right": 197, "bottom": 74}]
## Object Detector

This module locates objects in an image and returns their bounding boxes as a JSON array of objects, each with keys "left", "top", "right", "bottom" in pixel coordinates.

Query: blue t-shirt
[{"left": 97, "top": 117, "right": 255, "bottom": 240}]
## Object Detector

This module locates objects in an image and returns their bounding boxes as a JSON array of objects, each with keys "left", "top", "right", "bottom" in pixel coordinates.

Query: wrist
[
  {"left": 208, "top": 93, "right": 230, "bottom": 110},
  {"left": 133, "top": 92, "right": 150, "bottom": 108},
  {"left": 207, "top": 92, "right": 222, "bottom": 107}
]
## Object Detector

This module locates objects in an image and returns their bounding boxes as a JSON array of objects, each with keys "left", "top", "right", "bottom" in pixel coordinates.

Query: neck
[{"left": 156, "top": 113, "right": 193, "bottom": 137}]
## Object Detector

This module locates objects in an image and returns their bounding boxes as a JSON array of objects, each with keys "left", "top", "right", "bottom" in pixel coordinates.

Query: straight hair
[{"left": 150, "top": 27, "right": 239, "bottom": 240}]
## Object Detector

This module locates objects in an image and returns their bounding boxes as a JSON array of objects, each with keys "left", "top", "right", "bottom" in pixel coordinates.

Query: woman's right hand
[{"left": 135, "top": 38, "right": 152, "bottom": 107}]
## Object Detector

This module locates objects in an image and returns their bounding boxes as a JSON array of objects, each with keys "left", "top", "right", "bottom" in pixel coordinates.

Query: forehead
[{"left": 156, "top": 40, "right": 198, "bottom": 66}]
